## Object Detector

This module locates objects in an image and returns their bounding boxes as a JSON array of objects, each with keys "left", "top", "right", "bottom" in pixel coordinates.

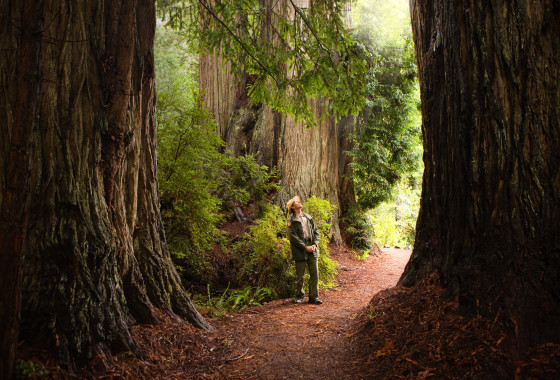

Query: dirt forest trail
[{"left": 211, "top": 247, "right": 412, "bottom": 379}]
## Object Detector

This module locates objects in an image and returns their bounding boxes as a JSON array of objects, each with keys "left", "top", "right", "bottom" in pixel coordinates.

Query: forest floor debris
[{"left": 17, "top": 246, "right": 560, "bottom": 379}]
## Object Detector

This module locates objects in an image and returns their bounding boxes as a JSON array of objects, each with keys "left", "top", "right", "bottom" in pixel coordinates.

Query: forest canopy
[{"left": 157, "top": 0, "right": 368, "bottom": 126}]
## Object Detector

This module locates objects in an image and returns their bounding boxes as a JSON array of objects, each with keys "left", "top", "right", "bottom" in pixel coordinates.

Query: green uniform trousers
[{"left": 295, "top": 253, "right": 319, "bottom": 300}]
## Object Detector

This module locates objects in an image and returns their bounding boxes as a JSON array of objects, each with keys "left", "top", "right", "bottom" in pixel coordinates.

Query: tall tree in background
[
  {"left": 178, "top": 0, "right": 365, "bottom": 241},
  {"left": 401, "top": 0, "right": 560, "bottom": 350},
  {"left": 0, "top": 0, "right": 211, "bottom": 373},
  {"left": 349, "top": 41, "right": 421, "bottom": 211}
]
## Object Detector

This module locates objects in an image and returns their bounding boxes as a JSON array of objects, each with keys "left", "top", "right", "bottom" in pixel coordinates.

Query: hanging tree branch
[
  {"left": 154, "top": 0, "right": 367, "bottom": 122},
  {"left": 288, "top": 0, "right": 333, "bottom": 58},
  {"left": 198, "top": 0, "right": 280, "bottom": 85}
]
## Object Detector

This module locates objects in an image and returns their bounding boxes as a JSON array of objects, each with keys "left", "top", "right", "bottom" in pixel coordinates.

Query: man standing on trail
[{"left": 286, "top": 196, "right": 323, "bottom": 305}]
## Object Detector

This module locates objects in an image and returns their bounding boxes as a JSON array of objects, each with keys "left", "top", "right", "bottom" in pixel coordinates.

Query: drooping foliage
[
  {"left": 157, "top": 0, "right": 368, "bottom": 126},
  {"left": 155, "top": 25, "right": 278, "bottom": 284}
]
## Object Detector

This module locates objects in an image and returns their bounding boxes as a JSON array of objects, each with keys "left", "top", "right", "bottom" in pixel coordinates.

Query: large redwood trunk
[
  {"left": 200, "top": 62, "right": 355, "bottom": 242},
  {"left": 400, "top": 0, "right": 560, "bottom": 350},
  {"left": 199, "top": 0, "right": 355, "bottom": 242},
  {"left": 0, "top": 0, "right": 211, "bottom": 371}
]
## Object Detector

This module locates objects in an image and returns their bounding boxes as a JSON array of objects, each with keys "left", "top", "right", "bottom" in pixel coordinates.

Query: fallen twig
[{"left": 226, "top": 348, "right": 250, "bottom": 363}]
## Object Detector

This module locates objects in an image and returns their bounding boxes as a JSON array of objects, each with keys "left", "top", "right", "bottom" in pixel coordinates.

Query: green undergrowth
[
  {"left": 192, "top": 198, "right": 339, "bottom": 317},
  {"left": 303, "top": 196, "right": 338, "bottom": 289},
  {"left": 192, "top": 284, "right": 275, "bottom": 318},
  {"left": 343, "top": 175, "right": 421, "bottom": 252},
  {"left": 233, "top": 203, "right": 295, "bottom": 299},
  {"left": 15, "top": 360, "right": 49, "bottom": 379},
  {"left": 368, "top": 178, "right": 420, "bottom": 247}
]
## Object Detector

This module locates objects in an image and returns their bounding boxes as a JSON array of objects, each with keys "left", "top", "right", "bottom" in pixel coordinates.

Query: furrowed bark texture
[
  {"left": 199, "top": 0, "right": 355, "bottom": 242},
  {"left": 0, "top": 0, "right": 211, "bottom": 370},
  {"left": 0, "top": 1, "right": 44, "bottom": 377},
  {"left": 200, "top": 64, "right": 354, "bottom": 243},
  {"left": 401, "top": 0, "right": 560, "bottom": 349}
]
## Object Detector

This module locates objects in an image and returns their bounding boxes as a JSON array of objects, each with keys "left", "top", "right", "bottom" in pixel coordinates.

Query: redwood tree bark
[
  {"left": 199, "top": 0, "right": 356, "bottom": 242},
  {"left": 0, "top": 1, "right": 43, "bottom": 377},
  {"left": 400, "top": 0, "right": 560, "bottom": 350},
  {"left": 0, "top": 0, "right": 212, "bottom": 371}
]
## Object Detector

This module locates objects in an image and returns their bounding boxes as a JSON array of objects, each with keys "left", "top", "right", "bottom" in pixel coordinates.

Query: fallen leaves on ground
[
  {"left": 16, "top": 247, "right": 560, "bottom": 379},
  {"left": 347, "top": 274, "right": 560, "bottom": 379}
]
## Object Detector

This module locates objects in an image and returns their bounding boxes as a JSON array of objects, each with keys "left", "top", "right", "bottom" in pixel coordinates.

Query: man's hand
[{"left": 305, "top": 244, "right": 316, "bottom": 253}]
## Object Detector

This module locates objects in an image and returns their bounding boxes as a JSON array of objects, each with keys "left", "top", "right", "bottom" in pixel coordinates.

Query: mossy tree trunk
[
  {"left": 400, "top": 0, "right": 560, "bottom": 350},
  {"left": 0, "top": 0, "right": 212, "bottom": 371}
]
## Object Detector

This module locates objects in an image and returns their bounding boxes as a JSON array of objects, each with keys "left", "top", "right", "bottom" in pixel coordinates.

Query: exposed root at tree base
[{"left": 16, "top": 308, "right": 228, "bottom": 379}]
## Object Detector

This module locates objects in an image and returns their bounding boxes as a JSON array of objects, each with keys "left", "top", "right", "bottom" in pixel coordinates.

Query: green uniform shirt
[{"left": 287, "top": 212, "right": 320, "bottom": 262}]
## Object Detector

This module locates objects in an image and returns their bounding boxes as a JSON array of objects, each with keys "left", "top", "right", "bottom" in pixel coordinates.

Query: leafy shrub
[
  {"left": 234, "top": 204, "right": 295, "bottom": 298},
  {"left": 155, "top": 24, "right": 225, "bottom": 284},
  {"left": 167, "top": 241, "right": 214, "bottom": 284},
  {"left": 342, "top": 205, "right": 376, "bottom": 251},
  {"left": 217, "top": 154, "right": 279, "bottom": 208},
  {"left": 156, "top": 87, "right": 226, "bottom": 283},
  {"left": 303, "top": 196, "right": 339, "bottom": 289}
]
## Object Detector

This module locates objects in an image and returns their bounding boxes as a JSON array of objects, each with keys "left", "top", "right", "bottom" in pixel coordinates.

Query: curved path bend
[{"left": 211, "top": 247, "right": 412, "bottom": 379}]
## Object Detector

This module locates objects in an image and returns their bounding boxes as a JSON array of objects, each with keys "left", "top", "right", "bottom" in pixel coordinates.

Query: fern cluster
[
  {"left": 234, "top": 204, "right": 296, "bottom": 299},
  {"left": 193, "top": 284, "right": 275, "bottom": 318}
]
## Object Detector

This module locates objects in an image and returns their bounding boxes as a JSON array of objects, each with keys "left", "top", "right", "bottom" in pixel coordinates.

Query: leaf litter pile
[
  {"left": 17, "top": 247, "right": 559, "bottom": 379},
  {"left": 348, "top": 274, "right": 560, "bottom": 379}
]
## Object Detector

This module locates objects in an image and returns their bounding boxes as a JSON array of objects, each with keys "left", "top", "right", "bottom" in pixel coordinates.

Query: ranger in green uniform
[{"left": 286, "top": 196, "right": 323, "bottom": 305}]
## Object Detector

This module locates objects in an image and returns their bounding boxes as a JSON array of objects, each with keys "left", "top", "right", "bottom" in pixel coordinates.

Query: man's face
[{"left": 292, "top": 199, "right": 302, "bottom": 211}]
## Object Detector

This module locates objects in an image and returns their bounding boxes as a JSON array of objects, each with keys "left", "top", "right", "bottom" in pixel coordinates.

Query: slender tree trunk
[
  {"left": 401, "top": 0, "right": 560, "bottom": 351},
  {"left": 1, "top": 0, "right": 211, "bottom": 371},
  {"left": 0, "top": 1, "right": 44, "bottom": 377}
]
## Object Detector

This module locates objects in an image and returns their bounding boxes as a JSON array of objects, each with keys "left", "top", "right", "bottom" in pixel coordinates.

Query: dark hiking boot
[{"left": 308, "top": 299, "right": 323, "bottom": 305}]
